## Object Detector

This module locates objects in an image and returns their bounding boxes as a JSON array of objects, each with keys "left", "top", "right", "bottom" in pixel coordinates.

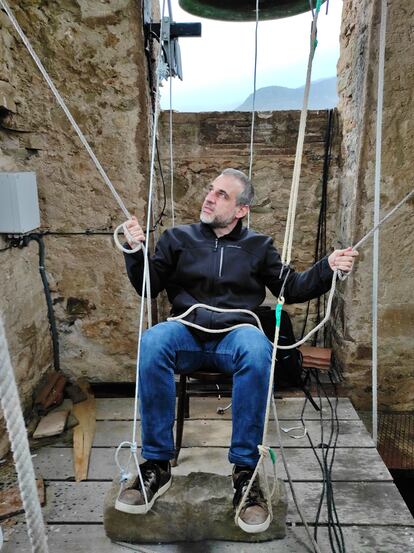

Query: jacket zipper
[{"left": 219, "top": 247, "right": 224, "bottom": 277}]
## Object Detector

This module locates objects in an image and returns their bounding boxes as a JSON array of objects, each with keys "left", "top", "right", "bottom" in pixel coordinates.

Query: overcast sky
[{"left": 160, "top": 0, "right": 343, "bottom": 111}]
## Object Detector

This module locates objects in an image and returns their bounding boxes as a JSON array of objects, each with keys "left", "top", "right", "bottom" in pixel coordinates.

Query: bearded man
[{"left": 116, "top": 168, "right": 357, "bottom": 534}]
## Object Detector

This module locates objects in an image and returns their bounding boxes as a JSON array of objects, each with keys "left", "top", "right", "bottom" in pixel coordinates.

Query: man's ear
[{"left": 236, "top": 205, "right": 249, "bottom": 219}]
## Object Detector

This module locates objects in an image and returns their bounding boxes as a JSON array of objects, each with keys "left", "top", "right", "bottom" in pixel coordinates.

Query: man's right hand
[{"left": 124, "top": 216, "right": 145, "bottom": 248}]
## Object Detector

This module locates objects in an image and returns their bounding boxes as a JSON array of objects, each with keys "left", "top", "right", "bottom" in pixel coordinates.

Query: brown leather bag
[{"left": 34, "top": 371, "right": 67, "bottom": 414}]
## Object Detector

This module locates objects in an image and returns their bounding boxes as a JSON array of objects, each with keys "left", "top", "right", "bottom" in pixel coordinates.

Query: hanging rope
[
  {"left": 372, "top": 0, "right": 387, "bottom": 446},
  {"left": 167, "top": 19, "right": 176, "bottom": 227},
  {"left": 114, "top": 0, "right": 170, "bottom": 513},
  {"left": 247, "top": 0, "right": 260, "bottom": 229},
  {"left": 0, "top": 317, "right": 49, "bottom": 553},
  {"left": 281, "top": 0, "right": 322, "bottom": 268}
]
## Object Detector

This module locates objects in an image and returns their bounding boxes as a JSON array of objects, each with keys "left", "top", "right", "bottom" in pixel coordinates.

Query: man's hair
[{"left": 221, "top": 168, "right": 254, "bottom": 206}]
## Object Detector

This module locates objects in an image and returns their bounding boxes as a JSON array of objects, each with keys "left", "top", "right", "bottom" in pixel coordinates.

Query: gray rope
[
  {"left": 272, "top": 397, "right": 322, "bottom": 553},
  {"left": 371, "top": 0, "right": 388, "bottom": 445},
  {"left": 167, "top": 26, "right": 175, "bottom": 227},
  {"left": 0, "top": 317, "right": 49, "bottom": 553},
  {"left": 352, "top": 188, "right": 413, "bottom": 251},
  {"left": 281, "top": 8, "right": 320, "bottom": 266},
  {"left": 247, "top": 0, "right": 260, "bottom": 229}
]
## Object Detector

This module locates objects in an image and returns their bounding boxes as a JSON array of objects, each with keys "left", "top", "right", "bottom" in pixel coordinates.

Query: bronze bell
[{"left": 178, "top": 0, "right": 324, "bottom": 22}]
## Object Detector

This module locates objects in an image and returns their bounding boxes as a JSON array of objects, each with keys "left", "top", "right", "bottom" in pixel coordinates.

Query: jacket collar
[{"left": 199, "top": 219, "right": 246, "bottom": 241}]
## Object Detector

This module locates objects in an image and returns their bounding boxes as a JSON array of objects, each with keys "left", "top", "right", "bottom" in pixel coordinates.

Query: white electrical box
[{"left": 0, "top": 172, "right": 40, "bottom": 233}]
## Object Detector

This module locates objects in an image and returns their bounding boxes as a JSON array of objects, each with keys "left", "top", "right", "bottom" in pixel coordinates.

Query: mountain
[{"left": 237, "top": 77, "right": 338, "bottom": 111}]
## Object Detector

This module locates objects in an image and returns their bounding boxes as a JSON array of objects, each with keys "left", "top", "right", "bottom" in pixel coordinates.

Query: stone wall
[
  {"left": 0, "top": 0, "right": 152, "bottom": 455},
  {"left": 157, "top": 110, "right": 342, "bottom": 334},
  {"left": 335, "top": 0, "right": 414, "bottom": 410}
]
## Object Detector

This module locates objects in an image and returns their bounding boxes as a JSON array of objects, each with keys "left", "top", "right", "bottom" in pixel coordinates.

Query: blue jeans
[{"left": 139, "top": 321, "right": 272, "bottom": 467}]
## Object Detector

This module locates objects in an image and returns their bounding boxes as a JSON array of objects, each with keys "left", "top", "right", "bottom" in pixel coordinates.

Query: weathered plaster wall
[
  {"left": 0, "top": 0, "right": 151, "bottom": 454},
  {"left": 158, "top": 110, "right": 341, "bottom": 335},
  {"left": 335, "top": 0, "right": 414, "bottom": 410}
]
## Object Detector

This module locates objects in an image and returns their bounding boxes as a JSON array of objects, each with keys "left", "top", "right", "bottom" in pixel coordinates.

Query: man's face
[{"left": 200, "top": 175, "right": 248, "bottom": 229}]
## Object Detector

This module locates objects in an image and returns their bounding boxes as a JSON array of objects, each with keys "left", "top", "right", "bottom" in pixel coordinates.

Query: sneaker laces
[
  {"left": 233, "top": 471, "right": 266, "bottom": 510},
  {"left": 131, "top": 461, "right": 159, "bottom": 493}
]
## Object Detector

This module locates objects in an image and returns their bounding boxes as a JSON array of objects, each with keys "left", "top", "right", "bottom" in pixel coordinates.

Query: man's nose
[{"left": 206, "top": 189, "right": 216, "bottom": 202}]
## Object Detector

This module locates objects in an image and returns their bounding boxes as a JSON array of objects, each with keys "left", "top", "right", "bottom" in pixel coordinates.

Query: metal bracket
[{"left": 145, "top": 19, "right": 202, "bottom": 81}]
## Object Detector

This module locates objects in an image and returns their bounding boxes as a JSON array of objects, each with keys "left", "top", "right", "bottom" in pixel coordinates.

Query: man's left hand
[{"left": 328, "top": 247, "right": 358, "bottom": 273}]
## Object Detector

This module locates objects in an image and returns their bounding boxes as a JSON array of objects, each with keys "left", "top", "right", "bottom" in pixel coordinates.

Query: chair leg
[{"left": 172, "top": 374, "right": 187, "bottom": 467}]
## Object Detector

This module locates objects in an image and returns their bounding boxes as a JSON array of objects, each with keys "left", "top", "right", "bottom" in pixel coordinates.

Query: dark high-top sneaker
[
  {"left": 232, "top": 467, "right": 271, "bottom": 533},
  {"left": 115, "top": 460, "right": 172, "bottom": 514}
]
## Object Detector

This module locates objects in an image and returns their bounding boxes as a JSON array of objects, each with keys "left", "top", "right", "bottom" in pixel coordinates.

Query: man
[{"left": 117, "top": 168, "right": 357, "bottom": 533}]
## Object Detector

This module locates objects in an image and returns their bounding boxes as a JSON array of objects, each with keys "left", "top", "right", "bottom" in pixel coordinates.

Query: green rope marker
[
  {"left": 275, "top": 303, "right": 283, "bottom": 328},
  {"left": 314, "top": 37, "right": 318, "bottom": 50},
  {"left": 316, "top": 0, "right": 322, "bottom": 13},
  {"left": 269, "top": 447, "right": 277, "bottom": 464}
]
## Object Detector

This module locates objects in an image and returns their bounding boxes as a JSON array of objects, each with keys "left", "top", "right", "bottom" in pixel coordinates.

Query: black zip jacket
[{"left": 124, "top": 220, "right": 334, "bottom": 336}]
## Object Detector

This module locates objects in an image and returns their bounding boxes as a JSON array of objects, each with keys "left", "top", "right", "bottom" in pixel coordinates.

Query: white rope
[
  {"left": 168, "top": 31, "right": 175, "bottom": 227},
  {"left": 247, "top": 0, "right": 260, "bottom": 229},
  {"left": 115, "top": 0, "right": 169, "bottom": 512},
  {"left": 371, "top": 0, "right": 388, "bottom": 445},
  {"left": 281, "top": 7, "right": 321, "bottom": 267},
  {"left": 0, "top": 0, "right": 131, "bottom": 222},
  {"left": 113, "top": 224, "right": 143, "bottom": 255},
  {"left": 168, "top": 303, "right": 264, "bottom": 332},
  {"left": 352, "top": 188, "right": 413, "bottom": 251},
  {"left": 0, "top": 317, "right": 49, "bottom": 553}
]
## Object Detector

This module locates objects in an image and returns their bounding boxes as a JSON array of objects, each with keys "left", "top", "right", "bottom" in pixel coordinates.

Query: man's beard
[{"left": 200, "top": 210, "right": 236, "bottom": 228}]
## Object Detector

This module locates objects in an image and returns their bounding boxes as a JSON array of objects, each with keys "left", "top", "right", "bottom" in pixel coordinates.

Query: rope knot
[
  {"left": 119, "top": 469, "right": 132, "bottom": 483},
  {"left": 130, "top": 442, "right": 138, "bottom": 454},
  {"left": 258, "top": 444, "right": 277, "bottom": 464},
  {"left": 257, "top": 444, "right": 269, "bottom": 457}
]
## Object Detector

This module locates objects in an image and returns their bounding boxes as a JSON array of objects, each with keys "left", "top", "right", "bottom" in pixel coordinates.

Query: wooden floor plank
[
  {"left": 95, "top": 397, "right": 359, "bottom": 421},
  {"left": 286, "top": 481, "right": 414, "bottom": 525},
  {"left": 70, "top": 419, "right": 374, "bottom": 448},
  {"left": 41, "top": 481, "right": 413, "bottom": 526},
  {"left": 43, "top": 482, "right": 110, "bottom": 523},
  {"left": 2, "top": 524, "right": 414, "bottom": 553},
  {"left": 3, "top": 524, "right": 414, "bottom": 553},
  {"left": 32, "top": 446, "right": 392, "bottom": 482},
  {"left": 4, "top": 395, "right": 411, "bottom": 553}
]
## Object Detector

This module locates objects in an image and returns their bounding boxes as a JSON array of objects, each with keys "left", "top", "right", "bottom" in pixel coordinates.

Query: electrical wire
[
  {"left": 300, "top": 368, "right": 346, "bottom": 553},
  {"left": 301, "top": 108, "right": 334, "bottom": 342},
  {"left": 3, "top": 234, "right": 61, "bottom": 371},
  {"left": 154, "top": 138, "right": 168, "bottom": 230}
]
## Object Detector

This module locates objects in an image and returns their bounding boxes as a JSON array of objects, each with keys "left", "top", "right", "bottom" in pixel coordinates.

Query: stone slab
[
  {"left": 95, "top": 397, "right": 359, "bottom": 421},
  {"left": 72, "top": 419, "right": 374, "bottom": 448},
  {"left": 104, "top": 473, "right": 287, "bottom": 543},
  {"left": 3, "top": 523, "right": 414, "bottom": 552},
  {"left": 32, "top": 411, "right": 69, "bottom": 439},
  {"left": 32, "top": 446, "right": 392, "bottom": 482}
]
